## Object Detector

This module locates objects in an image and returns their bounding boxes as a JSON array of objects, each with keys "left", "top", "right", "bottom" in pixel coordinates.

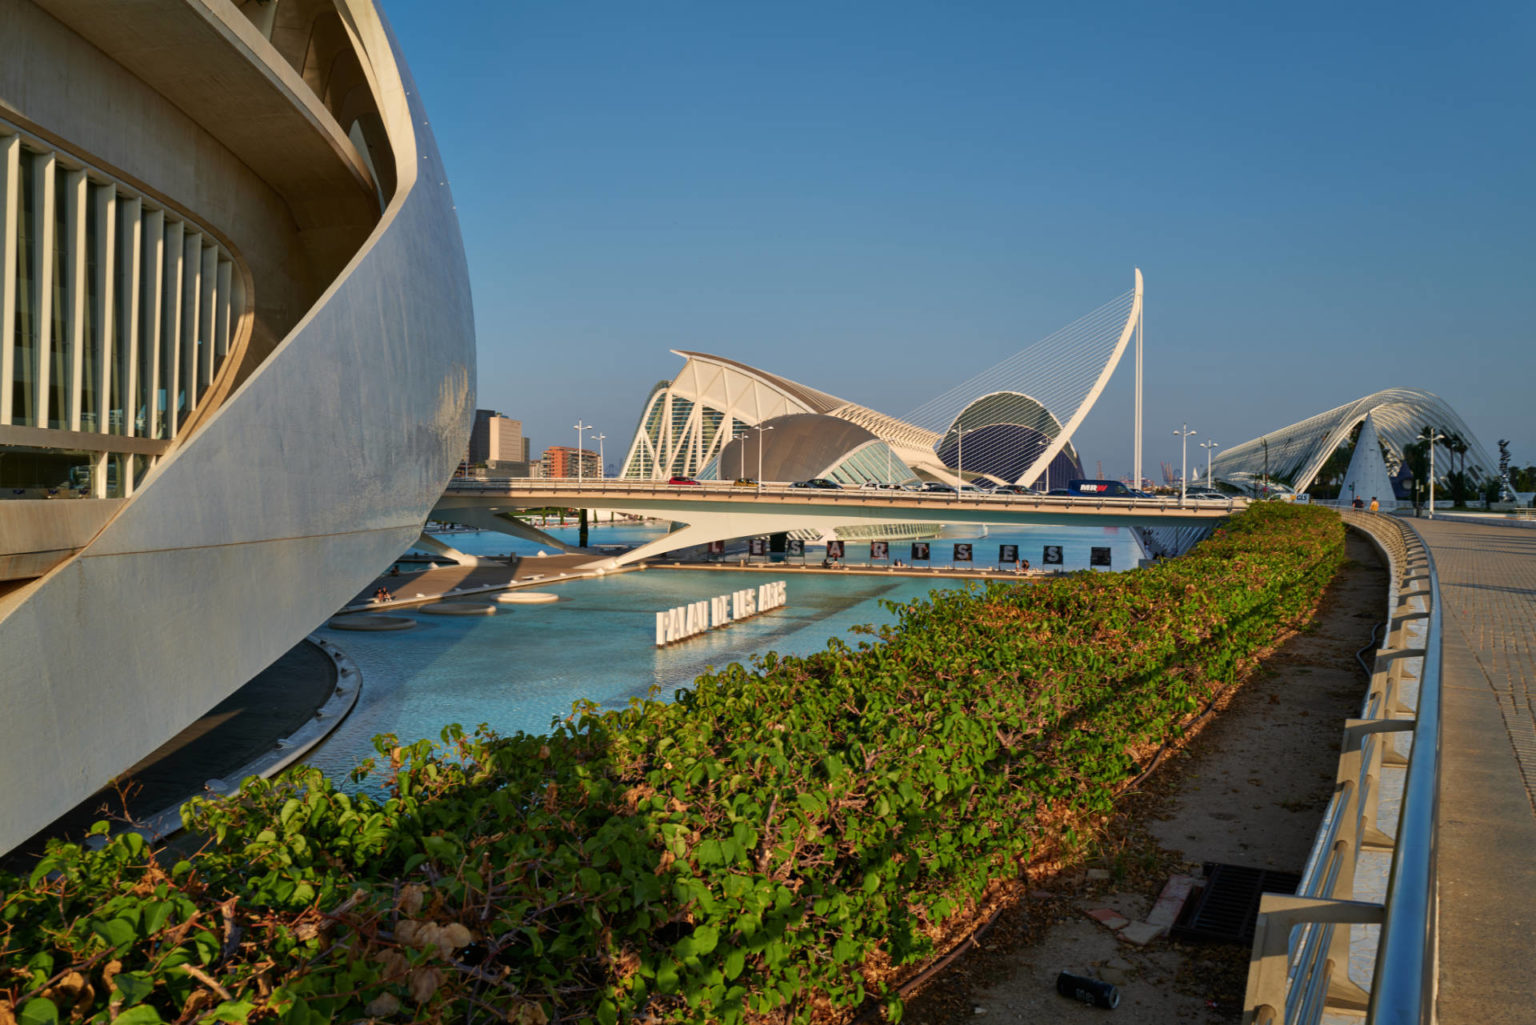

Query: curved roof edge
[
  {"left": 671, "top": 350, "right": 846, "bottom": 414},
  {"left": 1211, "top": 387, "right": 1493, "bottom": 492}
]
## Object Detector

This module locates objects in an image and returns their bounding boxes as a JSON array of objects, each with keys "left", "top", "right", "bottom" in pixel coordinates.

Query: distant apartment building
[
  {"left": 543, "top": 446, "right": 601, "bottom": 479},
  {"left": 467, "top": 409, "right": 532, "bottom": 475}
]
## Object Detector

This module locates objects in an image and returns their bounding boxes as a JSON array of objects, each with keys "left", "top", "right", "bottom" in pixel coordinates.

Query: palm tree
[{"left": 1445, "top": 432, "right": 1470, "bottom": 505}]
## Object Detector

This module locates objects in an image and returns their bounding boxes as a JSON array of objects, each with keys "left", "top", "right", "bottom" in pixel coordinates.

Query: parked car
[
  {"left": 790, "top": 478, "right": 842, "bottom": 490},
  {"left": 668, "top": 475, "right": 700, "bottom": 486},
  {"left": 1067, "top": 479, "right": 1135, "bottom": 497}
]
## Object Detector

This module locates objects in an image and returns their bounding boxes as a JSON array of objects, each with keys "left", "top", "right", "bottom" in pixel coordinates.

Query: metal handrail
[
  {"left": 1243, "top": 511, "right": 1440, "bottom": 1025},
  {"left": 1367, "top": 520, "right": 1442, "bottom": 1024},
  {"left": 442, "top": 477, "right": 1245, "bottom": 514}
]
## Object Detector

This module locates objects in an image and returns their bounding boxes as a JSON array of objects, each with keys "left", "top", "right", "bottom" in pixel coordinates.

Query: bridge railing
[
  {"left": 443, "top": 477, "right": 1245, "bottom": 514},
  {"left": 1242, "top": 510, "right": 1440, "bottom": 1025}
]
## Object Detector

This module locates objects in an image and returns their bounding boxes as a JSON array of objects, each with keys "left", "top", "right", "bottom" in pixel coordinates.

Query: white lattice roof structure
[
  {"left": 1210, "top": 388, "right": 1492, "bottom": 492},
  {"left": 618, "top": 350, "right": 948, "bottom": 481}
]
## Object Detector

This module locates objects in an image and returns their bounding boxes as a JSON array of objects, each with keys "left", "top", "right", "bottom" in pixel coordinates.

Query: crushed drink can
[{"left": 1057, "top": 970, "right": 1120, "bottom": 1009}]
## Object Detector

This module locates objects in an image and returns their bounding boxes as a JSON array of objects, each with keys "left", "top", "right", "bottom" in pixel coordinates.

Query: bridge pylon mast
[{"left": 1133, "top": 267, "right": 1143, "bottom": 491}]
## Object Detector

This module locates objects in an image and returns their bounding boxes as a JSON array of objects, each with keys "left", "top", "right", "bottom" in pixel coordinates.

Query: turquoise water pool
[{"left": 303, "top": 521, "right": 1141, "bottom": 778}]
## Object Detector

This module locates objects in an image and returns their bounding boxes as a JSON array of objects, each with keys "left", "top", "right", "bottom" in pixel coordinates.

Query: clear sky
[{"left": 385, "top": 0, "right": 1534, "bottom": 480}]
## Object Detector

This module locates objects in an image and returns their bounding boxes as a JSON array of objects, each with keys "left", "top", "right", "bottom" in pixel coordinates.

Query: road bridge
[{"left": 432, "top": 479, "right": 1245, "bottom": 568}]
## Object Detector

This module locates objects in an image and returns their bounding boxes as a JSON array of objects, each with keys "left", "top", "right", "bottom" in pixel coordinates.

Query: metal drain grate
[{"left": 1169, "top": 862, "right": 1301, "bottom": 945}]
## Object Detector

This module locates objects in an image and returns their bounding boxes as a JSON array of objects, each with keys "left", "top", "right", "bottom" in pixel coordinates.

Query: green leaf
[
  {"left": 113, "top": 971, "right": 155, "bottom": 1006},
  {"left": 691, "top": 924, "right": 720, "bottom": 956},
  {"left": 723, "top": 948, "right": 745, "bottom": 980},
  {"left": 17, "top": 998, "right": 59, "bottom": 1025},
  {"left": 110, "top": 1007, "right": 164, "bottom": 1025},
  {"left": 92, "top": 917, "right": 136, "bottom": 950}
]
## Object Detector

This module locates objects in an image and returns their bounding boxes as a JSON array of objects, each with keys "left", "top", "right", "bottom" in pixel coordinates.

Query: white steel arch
[
  {"left": 1211, "top": 388, "right": 1493, "bottom": 494},
  {"left": 905, "top": 269, "right": 1142, "bottom": 487}
]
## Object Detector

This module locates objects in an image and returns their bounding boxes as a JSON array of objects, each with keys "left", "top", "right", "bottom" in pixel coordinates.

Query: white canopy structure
[{"left": 1210, "top": 388, "right": 1492, "bottom": 494}]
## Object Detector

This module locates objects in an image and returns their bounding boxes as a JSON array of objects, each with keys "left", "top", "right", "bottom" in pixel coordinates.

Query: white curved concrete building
[
  {"left": 0, "top": 0, "right": 475, "bottom": 853},
  {"left": 1210, "top": 388, "right": 1491, "bottom": 494},
  {"left": 619, "top": 350, "right": 949, "bottom": 482}
]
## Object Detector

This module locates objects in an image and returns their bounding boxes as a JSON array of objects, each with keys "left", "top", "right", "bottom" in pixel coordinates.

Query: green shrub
[{"left": 0, "top": 504, "right": 1342, "bottom": 1025}]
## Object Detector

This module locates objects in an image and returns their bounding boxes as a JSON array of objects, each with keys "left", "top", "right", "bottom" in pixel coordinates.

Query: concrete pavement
[{"left": 1409, "top": 517, "right": 1536, "bottom": 1023}]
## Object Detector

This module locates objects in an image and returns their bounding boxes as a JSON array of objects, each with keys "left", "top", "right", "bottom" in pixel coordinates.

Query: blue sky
[{"left": 386, "top": 0, "right": 1534, "bottom": 479}]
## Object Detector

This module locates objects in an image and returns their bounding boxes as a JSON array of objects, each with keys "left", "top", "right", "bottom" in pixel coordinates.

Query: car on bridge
[
  {"left": 917, "top": 481, "right": 956, "bottom": 494},
  {"left": 790, "top": 478, "right": 842, "bottom": 490},
  {"left": 668, "top": 475, "right": 701, "bottom": 486},
  {"left": 732, "top": 478, "right": 758, "bottom": 487},
  {"left": 1067, "top": 479, "right": 1136, "bottom": 497}
]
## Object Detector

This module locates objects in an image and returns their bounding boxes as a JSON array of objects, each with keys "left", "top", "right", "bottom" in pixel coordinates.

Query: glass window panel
[
  {"left": 80, "top": 182, "right": 99, "bottom": 431},
  {"left": 11, "top": 152, "right": 36, "bottom": 426},
  {"left": 48, "top": 167, "right": 67, "bottom": 429}
]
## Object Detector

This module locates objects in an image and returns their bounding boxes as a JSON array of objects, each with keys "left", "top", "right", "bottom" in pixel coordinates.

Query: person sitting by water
[
  {"left": 1021, "top": 559, "right": 1031, "bottom": 572},
  {"left": 1369, "top": 496, "right": 1380, "bottom": 513}
]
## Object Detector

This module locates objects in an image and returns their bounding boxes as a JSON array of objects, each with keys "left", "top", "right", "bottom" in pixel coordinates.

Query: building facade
[
  {"left": 468, "top": 408, "right": 527, "bottom": 473},
  {"left": 543, "top": 445, "right": 600, "bottom": 479},
  {"left": 619, "top": 350, "right": 948, "bottom": 483},
  {"left": 0, "top": 0, "right": 475, "bottom": 853}
]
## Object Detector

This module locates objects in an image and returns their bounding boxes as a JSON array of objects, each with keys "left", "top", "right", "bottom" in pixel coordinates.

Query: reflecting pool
[{"left": 303, "top": 521, "right": 1142, "bottom": 778}]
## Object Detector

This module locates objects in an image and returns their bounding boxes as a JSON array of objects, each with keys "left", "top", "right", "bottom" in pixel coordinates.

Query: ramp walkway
[{"left": 1411, "top": 517, "right": 1536, "bottom": 1023}]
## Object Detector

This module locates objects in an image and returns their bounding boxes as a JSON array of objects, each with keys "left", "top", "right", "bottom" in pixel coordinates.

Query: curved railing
[{"left": 1242, "top": 510, "right": 1440, "bottom": 1025}]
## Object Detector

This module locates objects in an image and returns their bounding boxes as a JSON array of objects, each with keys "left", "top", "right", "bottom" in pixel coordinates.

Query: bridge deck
[
  {"left": 1411, "top": 517, "right": 1536, "bottom": 1023},
  {"left": 440, "top": 479, "right": 1242, "bottom": 523}
]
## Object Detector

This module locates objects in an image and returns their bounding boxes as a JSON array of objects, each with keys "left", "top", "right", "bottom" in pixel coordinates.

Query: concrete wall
[{"left": 0, "top": 2, "right": 475, "bottom": 853}]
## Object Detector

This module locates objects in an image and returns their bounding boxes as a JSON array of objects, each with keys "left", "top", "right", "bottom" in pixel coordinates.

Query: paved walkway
[{"left": 1409, "top": 517, "right": 1536, "bottom": 1023}]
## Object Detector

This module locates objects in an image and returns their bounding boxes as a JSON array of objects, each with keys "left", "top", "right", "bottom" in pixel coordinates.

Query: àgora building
[{"left": 0, "top": 0, "right": 475, "bottom": 853}]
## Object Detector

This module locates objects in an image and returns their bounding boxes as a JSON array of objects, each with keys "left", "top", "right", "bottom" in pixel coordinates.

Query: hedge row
[{"left": 0, "top": 504, "right": 1343, "bottom": 1025}]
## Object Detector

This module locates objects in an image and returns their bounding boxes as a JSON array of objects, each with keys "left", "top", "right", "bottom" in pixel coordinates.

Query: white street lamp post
[
  {"left": 1427, "top": 429, "right": 1446, "bottom": 518},
  {"left": 572, "top": 420, "right": 590, "bottom": 485},
  {"left": 753, "top": 424, "right": 773, "bottom": 490},
  {"left": 1200, "top": 439, "right": 1219, "bottom": 494},
  {"left": 733, "top": 433, "right": 748, "bottom": 480},
  {"left": 957, "top": 422, "right": 964, "bottom": 497},
  {"left": 956, "top": 424, "right": 984, "bottom": 500},
  {"left": 1174, "top": 424, "right": 1197, "bottom": 507},
  {"left": 589, "top": 432, "right": 606, "bottom": 480}
]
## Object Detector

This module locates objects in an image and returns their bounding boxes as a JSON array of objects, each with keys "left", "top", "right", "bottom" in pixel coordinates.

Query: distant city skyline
[{"left": 388, "top": 0, "right": 1534, "bottom": 478}]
